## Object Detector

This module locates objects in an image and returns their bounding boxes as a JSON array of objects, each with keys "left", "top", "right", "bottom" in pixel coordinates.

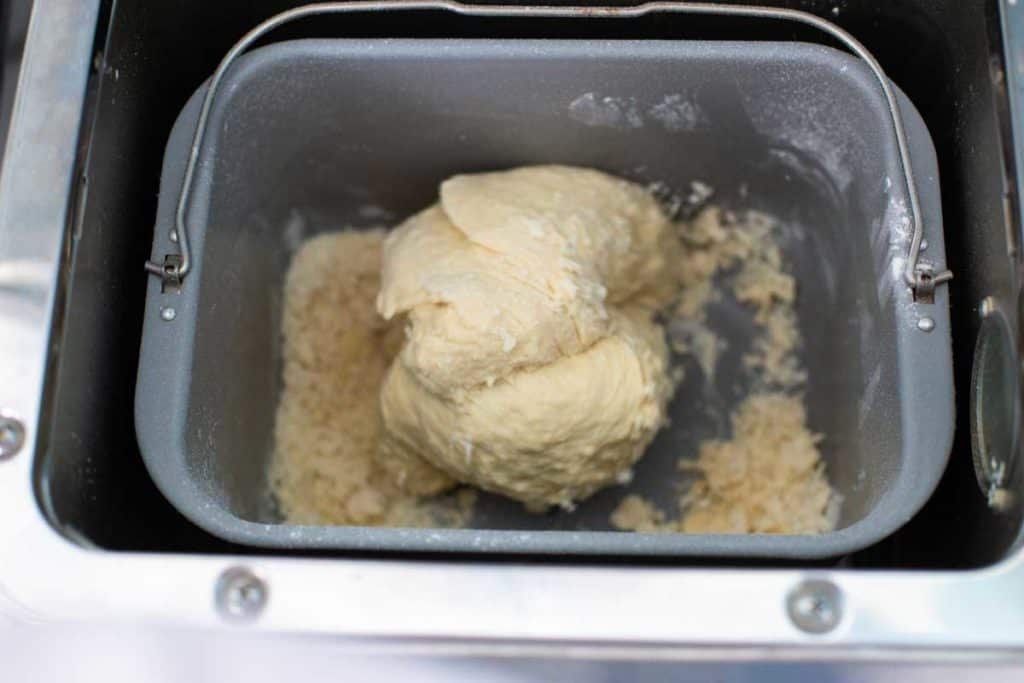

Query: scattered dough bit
[
  {"left": 377, "top": 166, "right": 677, "bottom": 510},
  {"left": 612, "top": 395, "right": 836, "bottom": 534},
  {"left": 666, "top": 317, "right": 723, "bottom": 382},
  {"left": 672, "top": 206, "right": 764, "bottom": 319},
  {"left": 612, "top": 206, "right": 838, "bottom": 535},
  {"left": 610, "top": 494, "right": 667, "bottom": 532},
  {"left": 269, "top": 230, "right": 475, "bottom": 527},
  {"left": 680, "top": 393, "right": 837, "bottom": 534},
  {"left": 671, "top": 205, "right": 807, "bottom": 390},
  {"left": 743, "top": 306, "right": 807, "bottom": 390}
]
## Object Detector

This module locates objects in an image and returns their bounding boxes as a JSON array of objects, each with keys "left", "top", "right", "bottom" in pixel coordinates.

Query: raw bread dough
[
  {"left": 381, "top": 309, "right": 672, "bottom": 507},
  {"left": 377, "top": 165, "right": 676, "bottom": 508},
  {"left": 378, "top": 165, "right": 677, "bottom": 394},
  {"left": 270, "top": 230, "right": 474, "bottom": 527}
]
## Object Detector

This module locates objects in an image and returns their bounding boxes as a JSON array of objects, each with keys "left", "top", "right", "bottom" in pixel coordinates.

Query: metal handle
[{"left": 145, "top": 0, "right": 952, "bottom": 302}]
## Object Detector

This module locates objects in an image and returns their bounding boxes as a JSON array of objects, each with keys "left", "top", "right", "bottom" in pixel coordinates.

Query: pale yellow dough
[
  {"left": 269, "top": 230, "right": 471, "bottom": 526},
  {"left": 377, "top": 165, "right": 676, "bottom": 508}
]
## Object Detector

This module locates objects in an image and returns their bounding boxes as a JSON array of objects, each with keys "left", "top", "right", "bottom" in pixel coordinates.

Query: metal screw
[
  {"left": 169, "top": 229, "right": 178, "bottom": 243},
  {"left": 920, "top": 238, "right": 928, "bottom": 252},
  {"left": 215, "top": 567, "right": 267, "bottom": 622},
  {"left": 787, "top": 579, "right": 842, "bottom": 634},
  {"left": 0, "top": 415, "right": 25, "bottom": 460},
  {"left": 160, "top": 306, "right": 176, "bottom": 321},
  {"left": 980, "top": 296, "right": 997, "bottom": 318},
  {"left": 917, "top": 317, "right": 935, "bottom": 332}
]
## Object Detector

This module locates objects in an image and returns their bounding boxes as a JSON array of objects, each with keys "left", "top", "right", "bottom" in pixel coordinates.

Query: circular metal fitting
[
  {"left": 787, "top": 579, "right": 842, "bottom": 634},
  {"left": 0, "top": 414, "right": 26, "bottom": 461},
  {"left": 215, "top": 567, "right": 268, "bottom": 622}
]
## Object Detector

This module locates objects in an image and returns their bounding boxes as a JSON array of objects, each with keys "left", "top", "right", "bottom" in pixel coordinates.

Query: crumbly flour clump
[
  {"left": 270, "top": 230, "right": 474, "bottom": 527},
  {"left": 611, "top": 207, "right": 838, "bottom": 534}
]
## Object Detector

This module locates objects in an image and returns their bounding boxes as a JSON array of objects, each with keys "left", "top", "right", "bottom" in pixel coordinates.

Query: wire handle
[{"left": 146, "top": 0, "right": 952, "bottom": 302}]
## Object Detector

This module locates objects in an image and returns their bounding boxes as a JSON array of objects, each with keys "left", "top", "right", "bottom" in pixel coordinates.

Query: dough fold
[{"left": 377, "top": 165, "right": 675, "bottom": 508}]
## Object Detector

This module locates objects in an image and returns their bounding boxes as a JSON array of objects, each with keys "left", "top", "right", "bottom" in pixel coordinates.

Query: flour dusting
[
  {"left": 648, "top": 93, "right": 707, "bottom": 132},
  {"left": 568, "top": 93, "right": 644, "bottom": 129}
]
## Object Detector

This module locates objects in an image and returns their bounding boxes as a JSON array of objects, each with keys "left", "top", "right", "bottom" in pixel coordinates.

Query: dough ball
[
  {"left": 378, "top": 165, "right": 678, "bottom": 394},
  {"left": 380, "top": 311, "right": 673, "bottom": 508},
  {"left": 377, "top": 165, "right": 676, "bottom": 507}
]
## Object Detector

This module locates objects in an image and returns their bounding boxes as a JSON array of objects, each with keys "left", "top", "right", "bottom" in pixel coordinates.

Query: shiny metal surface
[
  {"left": 145, "top": 0, "right": 951, "bottom": 302},
  {"left": 215, "top": 567, "right": 269, "bottom": 622},
  {"left": 2, "top": 0, "right": 1024, "bottom": 656},
  {"left": 0, "top": 0, "right": 95, "bottom": 453},
  {"left": 786, "top": 579, "right": 843, "bottom": 635},
  {"left": 0, "top": 414, "right": 24, "bottom": 460}
]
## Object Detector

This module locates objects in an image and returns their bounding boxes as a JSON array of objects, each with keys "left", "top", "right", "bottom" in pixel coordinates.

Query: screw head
[
  {"left": 160, "top": 306, "right": 176, "bottom": 321},
  {"left": 980, "top": 296, "right": 997, "bottom": 318},
  {"left": 787, "top": 579, "right": 842, "bottom": 634},
  {"left": 0, "top": 415, "right": 25, "bottom": 460},
  {"left": 215, "top": 567, "right": 267, "bottom": 622},
  {"left": 917, "top": 317, "right": 935, "bottom": 333}
]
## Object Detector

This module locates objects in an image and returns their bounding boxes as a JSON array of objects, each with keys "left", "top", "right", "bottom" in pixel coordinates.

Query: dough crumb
[
  {"left": 270, "top": 230, "right": 475, "bottom": 528},
  {"left": 666, "top": 318, "right": 723, "bottom": 382},
  {"left": 612, "top": 394, "right": 836, "bottom": 535},
  {"left": 743, "top": 306, "right": 807, "bottom": 389},
  {"left": 680, "top": 393, "right": 836, "bottom": 534},
  {"left": 610, "top": 494, "right": 668, "bottom": 532},
  {"left": 612, "top": 206, "right": 838, "bottom": 535},
  {"left": 610, "top": 395, "right": 835, "bottom": 532}
]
